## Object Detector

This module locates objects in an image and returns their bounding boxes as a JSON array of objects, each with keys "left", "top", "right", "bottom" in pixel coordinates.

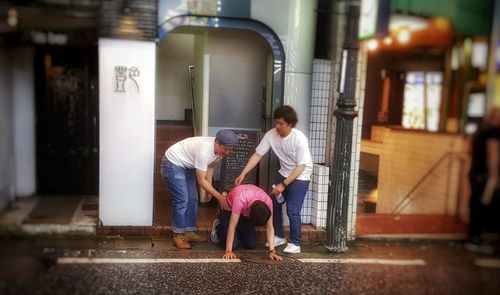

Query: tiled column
[
  {"left": 309, "top": 59, "right": 331, "bottom": 164},
  {"left": 311, "top": 164, "right": 329, "bottom": 228}
]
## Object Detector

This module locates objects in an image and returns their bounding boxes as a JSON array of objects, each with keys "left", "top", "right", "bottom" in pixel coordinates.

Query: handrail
[
  {"left": 391, "top": 151, "right": 454, "bottom": 214},
  {"left": 187, "top": 65, "right": 197, "bottom": 135}
]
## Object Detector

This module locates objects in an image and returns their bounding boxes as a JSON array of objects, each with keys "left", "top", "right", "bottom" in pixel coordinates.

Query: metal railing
[{"left": 391, "top": 151, "right": 456, "bottom": 214}]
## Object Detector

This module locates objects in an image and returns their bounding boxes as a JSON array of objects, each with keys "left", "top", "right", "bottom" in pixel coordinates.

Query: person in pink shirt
[{"left": 211, "top": 184, "right": 282, "bottom": 261}]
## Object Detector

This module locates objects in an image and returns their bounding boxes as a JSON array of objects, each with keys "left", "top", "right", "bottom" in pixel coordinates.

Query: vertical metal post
[{"left": 325, "top": 0, "right": 360, "bottom": 252}]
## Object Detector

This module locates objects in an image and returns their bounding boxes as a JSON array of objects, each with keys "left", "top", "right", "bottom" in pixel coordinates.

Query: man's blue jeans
[
  {"left": 161, "top": 157, "right": 198, "bottom": 233},
  {"left": 274, "top": 173, "right": 310, "bottom": 246}
]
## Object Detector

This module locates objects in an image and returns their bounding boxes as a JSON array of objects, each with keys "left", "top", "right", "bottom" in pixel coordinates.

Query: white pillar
[
  {"left": 0, "top": 49, "right": 13, "bottom": 209},
  {"left": 13, "top": 49, "right": 36, "bottom": 198},
  {"left": 283, "top": 0, "right": 317, "bottom": 137},
  {"left": 98, "top": 38, "right": 156, "bottom": 226}
]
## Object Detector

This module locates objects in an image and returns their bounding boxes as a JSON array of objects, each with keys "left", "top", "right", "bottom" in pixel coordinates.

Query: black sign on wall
[{"left": 219, "top": 130, "right": 260, "bottom": 192}]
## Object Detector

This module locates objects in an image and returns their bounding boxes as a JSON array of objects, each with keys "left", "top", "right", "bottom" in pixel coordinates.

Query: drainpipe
[{"left": 325, "top": 0, "right": 360, "bottom": 252}]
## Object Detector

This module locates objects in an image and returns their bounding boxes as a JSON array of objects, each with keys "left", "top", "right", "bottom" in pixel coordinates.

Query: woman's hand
[
  {"left": 271, "top": 183, "right": 285, "bottom": 196},
  {"left": 223, "top": 251, "right": 237, "bottom": 260},
  {"left": 268, "top": 250, "right": 283, "bottom": 261},
  {"left": 235, "top": 174, "right": 245, "bottom": 186}
]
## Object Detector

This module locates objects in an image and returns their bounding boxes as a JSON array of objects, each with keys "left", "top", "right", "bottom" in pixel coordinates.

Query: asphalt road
[{"left": 0, "top": 237, "right": 499, "bottom": 294}]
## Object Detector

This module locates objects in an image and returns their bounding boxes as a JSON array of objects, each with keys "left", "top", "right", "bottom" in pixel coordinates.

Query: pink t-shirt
[{"left": 227, "top": 184, "right": 273, "bottom": 218}]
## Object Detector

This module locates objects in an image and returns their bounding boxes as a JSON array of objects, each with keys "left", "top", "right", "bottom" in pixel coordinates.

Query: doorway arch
[
  {"left": 154, "top": 15, "right": 285, "bottom": 225},
  {"left": 158, "top": 15, "right": 285, "bottom": 113}
]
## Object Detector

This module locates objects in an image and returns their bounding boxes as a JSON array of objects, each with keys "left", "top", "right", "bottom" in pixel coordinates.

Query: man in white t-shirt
[
  {"left": 161, "top": 129, "right": 238, "bottom": 249},
  {"left": 235, "top": 105, "right": 312, "bottom": 254}
]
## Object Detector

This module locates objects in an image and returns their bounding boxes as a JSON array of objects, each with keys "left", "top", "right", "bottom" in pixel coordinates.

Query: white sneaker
[
  {"left": 464, "top": 241, "right": 494, "bottom": 254},
  {"left": 210, "top": 219, "right": 220, "bottom": 244},
  {"left": 265, "top": 236, "right": 287, "bottom": 247},
  {"left": 283, "top": 243, "right": 301, "bottom": 254}
]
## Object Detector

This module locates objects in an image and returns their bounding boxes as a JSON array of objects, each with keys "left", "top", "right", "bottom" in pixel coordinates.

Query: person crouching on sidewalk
[
  {"left": 161, "top": 129, "right": 238, "bottom": 249},
  {"left": 211, "top": 184, "right": 282, "bottom": 261}
]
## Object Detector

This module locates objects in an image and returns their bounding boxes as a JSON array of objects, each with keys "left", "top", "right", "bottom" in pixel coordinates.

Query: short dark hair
[
  {"left": 273, "top": 105, "right": 298, "bottom": 127},
  {"left": 249, "top": 201, "right": 271, "bottom": 226}
]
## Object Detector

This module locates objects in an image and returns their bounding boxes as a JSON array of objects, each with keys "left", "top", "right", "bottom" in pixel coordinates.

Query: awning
[{"left": 391, "top": 0, "right": 494, "bottom": 36}]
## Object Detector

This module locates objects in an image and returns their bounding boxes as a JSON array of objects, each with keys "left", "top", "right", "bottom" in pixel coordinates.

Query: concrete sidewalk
[
  {"left": 0, "top": 196, "right": 473, "bottom": 242},
  {"left": 0, "top": 234, "right": 498, "bottom": 262},
  {"left": 0, "top": 196, "right": 98, "bottom": 236},
  {"left": 0, "top": 196, "right": 327, "bottom": 244}
]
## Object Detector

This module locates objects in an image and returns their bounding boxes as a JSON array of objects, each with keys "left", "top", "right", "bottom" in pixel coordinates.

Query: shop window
[
  {"left": 402, "top": 71, "right": 442, "bottom": 131},
  {"left": 465, "top": 91, "right": 486, "bottom": 135}
]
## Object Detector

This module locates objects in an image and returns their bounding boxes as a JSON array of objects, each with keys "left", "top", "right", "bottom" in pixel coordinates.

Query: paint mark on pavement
[
  {"left": 298, "top": 258, "right": 426, "bottom": 266},
  {"left": 474, "top": 258, "right": 500, "bottom": 268},
  {"left": 57, "top": 258, "right": 241, "bottom": 264}
]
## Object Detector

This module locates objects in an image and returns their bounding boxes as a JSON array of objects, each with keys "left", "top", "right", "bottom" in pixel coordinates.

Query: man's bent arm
[{"left": 196, "top": 169, "right": 228, "bottom": 209}]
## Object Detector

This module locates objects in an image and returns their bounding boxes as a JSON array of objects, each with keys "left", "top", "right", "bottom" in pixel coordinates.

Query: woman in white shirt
[{"left": 235, "top": 106, "right": 312, "bottom": 254}]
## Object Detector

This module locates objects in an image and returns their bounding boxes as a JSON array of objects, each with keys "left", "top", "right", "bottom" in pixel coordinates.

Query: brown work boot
[
  {"left": 184, "top": 231, "right": 207, "bottom": 242},
  {"left": 173, "top": 233, "right": 192, "bottom": 249}
]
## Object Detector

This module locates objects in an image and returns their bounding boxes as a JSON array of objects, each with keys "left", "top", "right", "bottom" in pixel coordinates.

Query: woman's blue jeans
[
  {"left": 161, "top": 157, "right": 198, "bottom": 233},
  {"left": 216, "top": 210, "right": 257, "bottom": 250},
  {"left": 274, "top": 173, "right": 310, "bottom": 246}
]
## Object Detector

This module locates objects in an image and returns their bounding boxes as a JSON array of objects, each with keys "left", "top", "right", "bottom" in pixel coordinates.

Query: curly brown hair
[{"left": 273, "top": 105, "right": 298, "bottom": 127}]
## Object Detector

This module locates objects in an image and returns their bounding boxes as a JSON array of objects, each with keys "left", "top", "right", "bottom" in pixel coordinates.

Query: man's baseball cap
[{"left": 216, "top": 129, "right": 239, "bottom": 147}]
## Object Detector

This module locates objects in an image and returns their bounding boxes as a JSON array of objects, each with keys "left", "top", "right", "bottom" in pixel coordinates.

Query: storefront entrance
[{"left": 35, "top": 47, "right": 98, "bottom": 195}]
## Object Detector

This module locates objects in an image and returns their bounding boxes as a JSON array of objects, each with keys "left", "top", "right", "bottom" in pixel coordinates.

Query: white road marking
[
  {"left": 57, "top": 258, "right": 241, "bottom": 264},
  {"left": 474, "top": 258, "right": 500, "bottom": 268},
  {"left": 357, "top": 234, "right": 467, "bottom": 240},
  {"left": 57, "top": 257, "right": 427, "bottom": 266},
  {"left": 298, "top": 258, "right": 426, "bottom": 266}
]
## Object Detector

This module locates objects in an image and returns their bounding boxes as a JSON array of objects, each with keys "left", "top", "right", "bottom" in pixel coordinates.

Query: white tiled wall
[
  {"left": 311, "top": 164, "right": 329, "bottom": 228},
  {"left": 309, "top": 59, "right": 331, "bottom": 164}
]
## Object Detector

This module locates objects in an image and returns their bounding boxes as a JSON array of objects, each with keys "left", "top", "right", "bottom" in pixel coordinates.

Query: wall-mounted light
[
  {"left": 367, "top": 39, "right": 378, "bottom": 51},
  {"left": 397, "top": 27, "right": 411, "bottom": 44},
  {"left": 389, "top": 14, "right": 428, "bottom": 45},
  {"left": 122, "top": 0, "right": 133, "bottom": 14},
  {"left": 382, "top": 36, "right": 392, "bottom": 46},
  {"left": 389, "top": 14, "right": 429, "bottom": 32},
  {"left": 7, "top": 8, "right": 18, "bottom": 27}
]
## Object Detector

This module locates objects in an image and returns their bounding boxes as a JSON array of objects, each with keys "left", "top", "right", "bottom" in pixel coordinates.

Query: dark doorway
[{"left": 35, "top": 47, "right": 98, "bottom": 195}]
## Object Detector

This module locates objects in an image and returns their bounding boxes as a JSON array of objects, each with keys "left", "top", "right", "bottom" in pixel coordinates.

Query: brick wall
[
  {"left": 154, "top": 123, "right": 193, "bottom": 199},
  {"left": 363, "top": 126, "right": 469, "bottom": 215}
]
